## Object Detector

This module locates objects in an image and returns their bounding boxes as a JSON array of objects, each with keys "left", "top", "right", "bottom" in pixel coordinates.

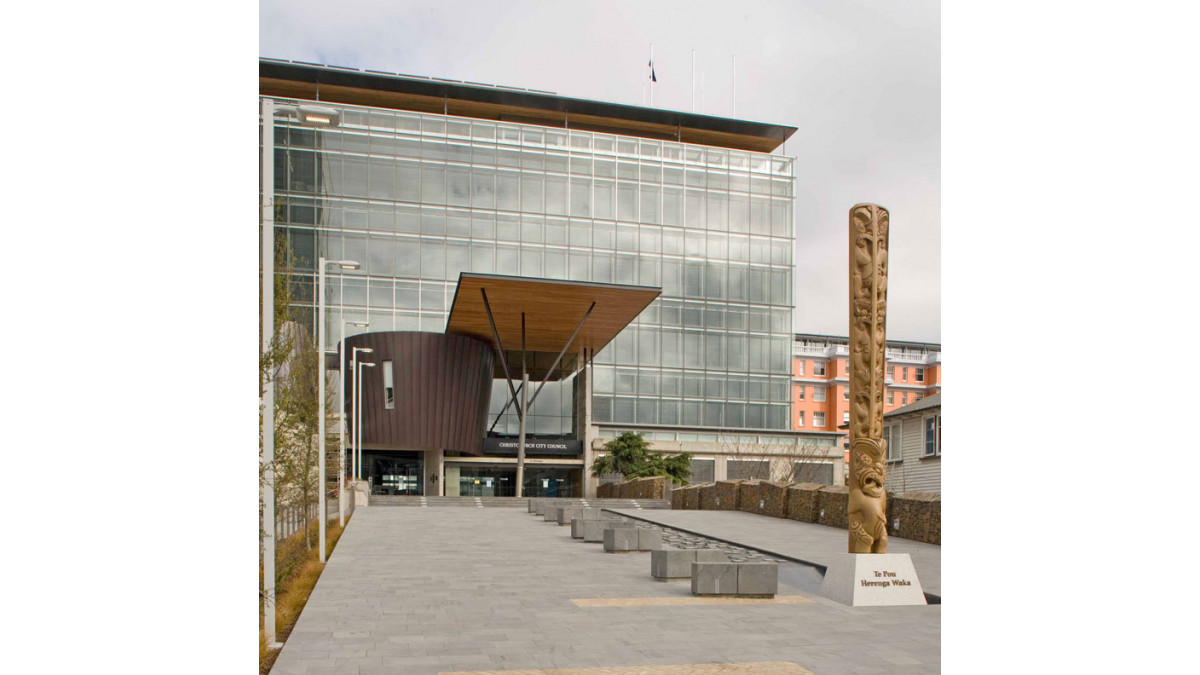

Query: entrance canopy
[{"left": 445, "top": 273, "right": 661, "bottom": 380}]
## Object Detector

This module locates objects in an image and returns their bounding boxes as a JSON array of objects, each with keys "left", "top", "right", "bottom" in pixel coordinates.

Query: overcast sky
[{"left": 261, "top": 0, "right": 940, "bottom": 343}]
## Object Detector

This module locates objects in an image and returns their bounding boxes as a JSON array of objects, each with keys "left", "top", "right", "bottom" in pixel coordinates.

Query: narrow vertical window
[
  {"left": 924, "top": 416, "right": 939, "bottom": 456},
  {"left": 383, "top": 360, "right": 395, "bottom": 409}
]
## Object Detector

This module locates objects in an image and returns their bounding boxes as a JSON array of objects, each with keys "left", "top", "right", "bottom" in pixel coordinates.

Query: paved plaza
[
  {"left": 607, "top": 509, "right": 940, "bottom": 599},
  {"left": 270, "top": 508, "right": 940, "bottom": 675}
]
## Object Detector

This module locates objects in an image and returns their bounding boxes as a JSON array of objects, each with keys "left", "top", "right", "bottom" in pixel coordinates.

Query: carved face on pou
[{"left": 852, "top": 438, "right": 886, "bottom": 499}]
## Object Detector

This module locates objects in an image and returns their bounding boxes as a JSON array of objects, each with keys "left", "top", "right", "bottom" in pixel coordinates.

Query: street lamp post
[
  {"left": 350, "top": 347, "right": 374, "bottom": 483},
  {"left": 356, "top": 360, "right": 376, "bottom": 486},
  {"left": 262, "top": 98, "right": 339, "bottom": 647},
  {"left": 260, "top": 97, "right": 278, "bottom": 647},
  {"left": 338, "top": 319, "right": 368, "bottom": 526},
  {"left": 317, "top": 257, "right": 359, "bottom": 564}
]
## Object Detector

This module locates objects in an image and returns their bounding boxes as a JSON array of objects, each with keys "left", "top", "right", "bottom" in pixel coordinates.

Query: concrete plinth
[
  {"left": 353, "top": 480, "right": 370, "bottom": 507},
  {"left": 582, "top": 520, "right": 633, "bottom": 542},
  {"left": 557, "top": 506, "right": 584, "bottom": 525},
  {"left": 637, "top": 528, "right": 662, "bottom": 551},
  {"left": 736, "top": 563, "right": 778, "bottom": 597},
  {"left": 651, "top": 549, "right": 727, "bottom": 579},
  {"left": 691, "top": 562, "right": 738, "bottom": 595},
  {"left": 604, "top": 527, "right": 639, "bottom": 552},
  {"left": 819, "top": 553, "right": 927, "bottom": 606}
]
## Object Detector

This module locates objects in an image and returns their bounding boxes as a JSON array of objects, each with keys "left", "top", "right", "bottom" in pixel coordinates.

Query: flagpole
[
  {"left": 732, "top": 55, "right": 737, "bottom": 117},
  {"left": 650, "top": 43, "right": 655, "bottom": 107},
  {"left": 691, "top": 50, "right": 696, "bottom": 112}
]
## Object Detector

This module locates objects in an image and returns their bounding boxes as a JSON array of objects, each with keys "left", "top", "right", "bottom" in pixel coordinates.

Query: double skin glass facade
[{"left": 266, "top": 96, "right": 795, "bottom": 435}]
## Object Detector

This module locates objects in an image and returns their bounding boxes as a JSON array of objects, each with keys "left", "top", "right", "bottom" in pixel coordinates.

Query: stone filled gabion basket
[
  {"left": 761, "top": 481, "right": 790, "bottom": 518},
  {"left": 785, "top": 483, "right": 824, "bottom": 522}
]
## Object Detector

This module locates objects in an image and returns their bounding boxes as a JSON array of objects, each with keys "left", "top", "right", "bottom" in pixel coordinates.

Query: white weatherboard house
[{"left": 882, "top": 392, "right": 941, "bottom": 493}]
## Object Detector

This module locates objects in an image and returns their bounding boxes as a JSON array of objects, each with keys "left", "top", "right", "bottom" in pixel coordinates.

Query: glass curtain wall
[{"left": 267, "top": 98, "right": 795, "bottom": 432}]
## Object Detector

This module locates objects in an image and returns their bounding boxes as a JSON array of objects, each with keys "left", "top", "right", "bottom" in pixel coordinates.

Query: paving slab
[
  {"left": 607, "top": 509, "right": 940, "bottom": 598},
  {"left": 270, "top": 508, "right": 939, "bottom": 675}
]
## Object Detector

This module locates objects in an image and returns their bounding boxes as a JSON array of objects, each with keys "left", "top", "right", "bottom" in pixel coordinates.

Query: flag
[{"left": 648, "top": 59, "right": 657, "bottom": 82}]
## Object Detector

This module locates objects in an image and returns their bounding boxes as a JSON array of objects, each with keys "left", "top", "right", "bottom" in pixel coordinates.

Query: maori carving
[{"left": 847, "top": 203, "right": 889, "bottom": 554}]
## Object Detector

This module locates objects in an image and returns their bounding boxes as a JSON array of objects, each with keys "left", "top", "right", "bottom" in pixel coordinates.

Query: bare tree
[{"left": 719, "top": 434, "right": 843, "bottom": 485}]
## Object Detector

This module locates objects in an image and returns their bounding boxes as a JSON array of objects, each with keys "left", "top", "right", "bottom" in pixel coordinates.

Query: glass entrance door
[{"left": 364, "top": 451, "right": 423, "bottom": 495}]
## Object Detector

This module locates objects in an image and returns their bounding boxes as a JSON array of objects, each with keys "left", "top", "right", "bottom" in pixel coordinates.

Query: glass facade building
[
  {"left": 269, "top": 99, "right": 795, "bottom": 429},
  {"left": 262, "top": 59, "right": 810, "bottom": 496}
]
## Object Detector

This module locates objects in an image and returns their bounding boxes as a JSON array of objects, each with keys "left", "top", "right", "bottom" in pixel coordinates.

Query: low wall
[
  {"left": 597, "top": 476, "right": 667, "bottom": 500},
  {"left": 784, "top": 483, "right": 825, "bottom": 523},
  {"left": 816, "top": 486, "right": 849, "bottom": 529},
  {"left": 699, "top": 480, "right": 740, "bottom": 510},
  {"left": 670, "top": 478, "right": 941, "bottom": 545},
  {"left": 887, "top": 491, "right": 941, "bottom": 545}
]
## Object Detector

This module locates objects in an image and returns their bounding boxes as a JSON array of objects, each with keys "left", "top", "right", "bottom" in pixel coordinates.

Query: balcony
[{"left": 886, "top": 349, "right": 940, "bottom": 364}]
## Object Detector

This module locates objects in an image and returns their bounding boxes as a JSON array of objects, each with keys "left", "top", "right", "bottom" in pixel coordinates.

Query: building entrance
[
  {"left": 362, "top": 451, "right": 424, "bottom": 495},
  {"left": 446, "top": 463, "right": 581, "bottom": 498}
]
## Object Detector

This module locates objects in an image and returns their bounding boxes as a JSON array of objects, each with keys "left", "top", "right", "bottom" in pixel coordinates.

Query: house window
[
  {"left": 924, "top": 415, "right": 941, "bottom": 456},
  {"left": 797, "top": 360, "right": 804, "bottom": 376},
  {"left": 814, "top": 361, "right": 826, "bottom": 376},
  {"left": 843, "top": 360, "right": 850, "bottom": 375},
  {"left": 797, "top": 411, "right": 805, "bottom": 427},
  {"left": 797, "top": 385, "right": 805, "bottom": 401},
  {"left": 914, "top": 392, "right": 922, "bottom": 401},
  {"left": 901, "top": 391, "right": 908, "bottom": 405},
  {"left": 814, "top": 386, "right": 826, "bottom": 402},
  {"left": 842, "top": 411, "right": 849, "bottom": 425},
  {"left": 887, "top": 364, "right": 895, "bottom": 380},
  {"left": 843, "top": 386, "right": 849, "bottom": 401},
  {"left": 383, "top": 360, "right": 395, "bottom": 409},
  {"left": 887, "top": 389, "right": 894, "bottom": 405},
  {"left": 814, "top": 412, "right": 825, "bottom": 428},
  {"left": 885, "top": 425, "right": 901, "bottom": 461},
  {"left": 901, "top": 366, "right": 908, "bottom": 381},
  {"left": 915, "top": 367, "right": 924, "bottom": 382}
]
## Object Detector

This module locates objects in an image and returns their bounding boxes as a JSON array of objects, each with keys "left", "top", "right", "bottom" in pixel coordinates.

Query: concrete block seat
[
  {"left": 650, "top": 549, "right": 728, "bottom": 580},
  {"left": 570, "top": 513, "right": 619, "bottom": 538},
  {"left": 691, "top": 562, "right": 779, "bottom": 598},
  {"left": 580, "top": 519, "right": 634, "bottom": 542},
  {"left": 603, "top": 527, "right": 662, "bottom": 552}
]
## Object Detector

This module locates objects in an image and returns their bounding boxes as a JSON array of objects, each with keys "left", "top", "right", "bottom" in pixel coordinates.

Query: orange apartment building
[{"left": 792, "top": 333, "right": 941, "bottom": 444}]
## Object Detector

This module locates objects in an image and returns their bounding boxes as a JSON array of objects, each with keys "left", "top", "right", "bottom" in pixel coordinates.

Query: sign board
[
  {"left": 482, "top": 437, "right": 583, "bottom": 457},
  {"left": 819, "top": 553, "right": 927, "bottom": 606}
]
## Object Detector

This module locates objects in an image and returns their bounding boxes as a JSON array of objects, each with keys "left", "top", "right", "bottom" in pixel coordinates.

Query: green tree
[
  {"left": 261, "top": 225, "right": 337, "bottom": 552},
  {"left": 590, "top": 432, "right": 693, "bottom": 484}
]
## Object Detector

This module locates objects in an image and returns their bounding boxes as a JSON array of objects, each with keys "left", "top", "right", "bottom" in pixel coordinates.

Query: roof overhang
[
  {"left": 260, "top": 58, "right": 797, "bottom": 153},
  {"left": 446, "top": 273, "right": 660, "bottom": 381}
]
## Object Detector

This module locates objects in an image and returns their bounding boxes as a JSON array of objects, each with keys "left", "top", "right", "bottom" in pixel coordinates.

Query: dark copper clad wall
[{"left": 343, "top": 331, "right": 494, "bottom": 455}]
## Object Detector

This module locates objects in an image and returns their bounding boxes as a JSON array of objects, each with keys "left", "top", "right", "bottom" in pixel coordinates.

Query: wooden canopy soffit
[
  {"left": 259, "top": 66, "right": 794, "bottom": 153},
  {"left": 445, "top": 273, "right": 660, "bottom": 361}
]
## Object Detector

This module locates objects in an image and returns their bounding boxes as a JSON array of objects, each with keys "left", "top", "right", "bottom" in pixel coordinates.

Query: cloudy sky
[{"left": 261, "top": 0, "right": 940, "bottom": 342}]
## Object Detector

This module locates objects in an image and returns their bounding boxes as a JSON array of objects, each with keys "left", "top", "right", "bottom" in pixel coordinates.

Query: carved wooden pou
[{"left": 847, "top": 203, "right": 889, "bottom": 554}]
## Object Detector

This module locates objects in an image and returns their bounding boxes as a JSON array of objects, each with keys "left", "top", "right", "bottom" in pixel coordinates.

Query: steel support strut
[{"left": 480, "top": 288, "right": 521, "bottom": 420}]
